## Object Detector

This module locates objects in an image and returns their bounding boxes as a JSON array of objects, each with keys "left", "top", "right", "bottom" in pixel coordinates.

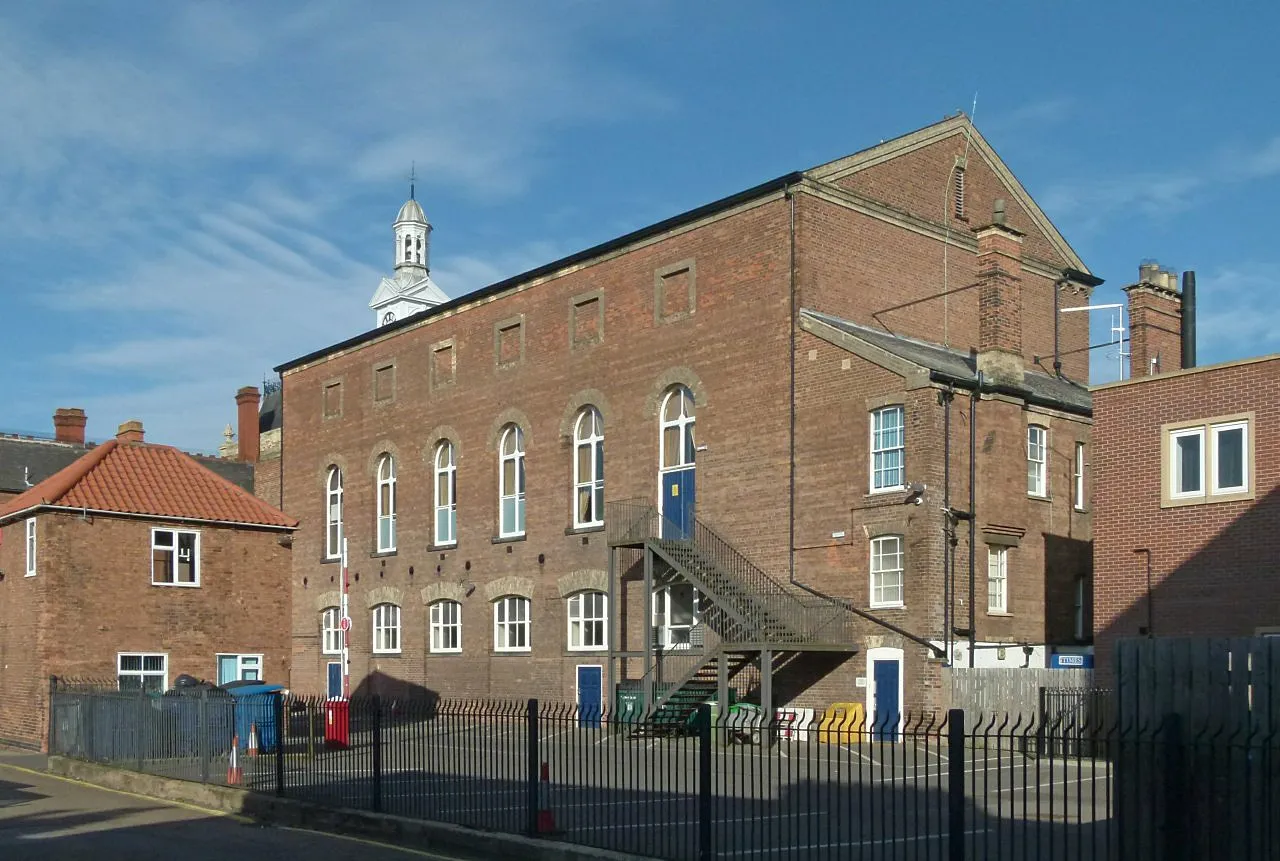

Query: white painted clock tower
[{"left": 369, "top": 187, "right": 448, "bottom": 328}]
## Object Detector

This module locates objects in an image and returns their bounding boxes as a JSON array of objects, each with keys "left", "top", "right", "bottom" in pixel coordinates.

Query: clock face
[{"left": 382, "top": 311, "right": 396, "bottom": 324}]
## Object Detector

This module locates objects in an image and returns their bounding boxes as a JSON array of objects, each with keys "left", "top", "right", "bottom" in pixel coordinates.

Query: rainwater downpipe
[
  {"left": 941, "top": 387, "right": 953, "bottom": 665},
  {"left": 968, "top": 377, "right": 980, "bottom": 668}
]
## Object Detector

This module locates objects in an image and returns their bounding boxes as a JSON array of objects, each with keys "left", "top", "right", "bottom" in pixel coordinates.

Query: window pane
[
  {"left": 577, "top": 445, "right": 591, "bottom": 481},
  {"left": 663, "top": 427, "right": 679, "bottom": 468},
  {"left": 153, "top": 548, "right": 173, "bottom": 582},
  {"left": 503, "top": 459, "right": 515, "bottom": 492},
  {"left": 119, "top": 675, "right": 142, "bottom": 692},
  {"left": 1216, "top": 427, "right": 1244, "bottom": 490},
  {"left": 120, "top": 655, "right": 142, "bottom": 672},
  {"left": 143, "top": 655, "right": 164, "bottom": 672},
  {"left": 177, "top": 533, "right": 196, "bottom": 583},
  {"left": 1176, "top": 433, "right": 1202, "bottom": 493}
]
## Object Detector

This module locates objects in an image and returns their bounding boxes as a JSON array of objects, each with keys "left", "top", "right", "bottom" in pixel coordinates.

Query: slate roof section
[
  {"left": 0, "top": 440, "right": 296, "bottom": 529},
  {"left": 259, "top": 390, "right": 282, "bottom": 433},
  {"left": 0, "top": 436, "right": 254, "bottom": 495},
  {"left": 801, "top": 309, "right": 1092, "bottom": 415}
]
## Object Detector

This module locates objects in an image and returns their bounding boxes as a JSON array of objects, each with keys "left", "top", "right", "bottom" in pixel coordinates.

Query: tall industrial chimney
[{"left": 1181, "top": 271, "right": 1197, "bottom": 369}]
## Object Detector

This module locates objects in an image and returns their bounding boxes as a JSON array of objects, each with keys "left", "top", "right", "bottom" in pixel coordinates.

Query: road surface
[{"left": 0, "top": 761, "right": 487, "bottom": 861}]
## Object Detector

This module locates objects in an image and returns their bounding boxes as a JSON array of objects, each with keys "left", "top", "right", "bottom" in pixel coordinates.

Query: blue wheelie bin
[{"left": 224, "top": 683, "right": 285, "bottom": 753}]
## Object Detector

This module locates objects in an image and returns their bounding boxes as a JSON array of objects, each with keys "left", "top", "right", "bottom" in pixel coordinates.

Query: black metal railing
[{"left": 48, "top": 682, "right": 1280, "bottom": 861}]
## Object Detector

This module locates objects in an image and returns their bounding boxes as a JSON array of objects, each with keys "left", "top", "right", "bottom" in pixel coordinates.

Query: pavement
[{"left": 0, "top": 755, "right": 494, "bottom": 861}]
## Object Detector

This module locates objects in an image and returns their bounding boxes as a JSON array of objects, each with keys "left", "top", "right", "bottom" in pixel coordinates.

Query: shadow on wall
[
  {"left": 1096, "top": 485, "right": 1280, "bottom": 676},
  {"left": 351, "top": 671, "right": 439, "bottom": 710},
  {"left": 1043, "top": 534, "right": 1092, "bottom": 647}
]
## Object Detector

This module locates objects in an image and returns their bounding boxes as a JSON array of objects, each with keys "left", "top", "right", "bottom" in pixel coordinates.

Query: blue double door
[{"left": 660, "top": 467, "right": 696, "bottom": 539}]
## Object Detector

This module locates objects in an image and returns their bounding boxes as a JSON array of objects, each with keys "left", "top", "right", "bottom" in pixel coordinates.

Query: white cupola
[
  {"left": 394, "top": 197, "right": 431, "bottom": 273},
  {"left": 369, "top": 182, "right": 449, "bottom": 329}
]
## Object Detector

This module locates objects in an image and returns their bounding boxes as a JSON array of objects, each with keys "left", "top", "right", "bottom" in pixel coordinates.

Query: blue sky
[{"left": 2, "top": 2, "right": 1277, "bottom": 450}]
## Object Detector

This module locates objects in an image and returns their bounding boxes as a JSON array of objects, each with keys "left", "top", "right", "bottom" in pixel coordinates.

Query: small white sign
[
  {"left": 1056, "top": 654, "right": 1085, "bottom": 667},
  {"left": 855, "top": 676, "right": 867, "bottom": 688},
  {"left": 831, "top": 531, "right": 846, "bottom": 539}
]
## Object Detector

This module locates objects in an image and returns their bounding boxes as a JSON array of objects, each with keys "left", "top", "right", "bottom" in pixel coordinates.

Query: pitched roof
[
  {"left": 0, "top": 436, "right": 255, "bottom": 495},
  {"left": 801, "top": 309, "right": 1092, "bottom": 415},
  {"left": 0, "top": 440, "right": 296, "bottom": 529}
]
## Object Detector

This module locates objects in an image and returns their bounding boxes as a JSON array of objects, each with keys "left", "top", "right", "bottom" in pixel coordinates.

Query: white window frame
[
  {"left": 869, "top": 535, "right": 905, "bottom": 609},
  {"left": 321, "top": 607, "right": 342, "bottom": 655},
  {"left": 870, "top": 406, "right": 906, "bottom": 493},
  {"left": 1169, "top": 427, "right": 1205, "bottom": 499},
  {"left": 434, "top": 441, "right": 457, "bottom": 547},
  {"left": 567, "top": 591, "right": 608, "bottom": 651},
  {"left": 117, "top": 652, "right": 167, "bottom": 693},
  {"left": 573, "top": 408, "right": 605, "bottom": 529},
  {"left": 987, "top": 546, "right": 1008, "bottom": 614},
  {"left": 151, "top": 528, "right": 200, "bottom": 587},
  {"left": 499, "top": 425, "right": 526, "bottom": 538},
  {"left": 372, "top": 603, "right": 401, "bottom": 655},
  {"left": 1027, "top": 425, "right": 1048, "bottom": 498},
  {"left": 1211, "top": 421, "right": 1249, "bottom": 495},
  {"left": 24, "top": 518, "right": 36, "bottom": 577},
  {"left": 430, "top": 600, "right": 462, "bottom": 654},
  {"left": 1073, "top": 442, "right": 1086, "bottom": 511},
  {"left": 659, "top": 386, "right": 696, "bottom": 471},
  {"left": 216, "top": 653, "right": 263, "bottom": 684},
  {"left": 376, "top": 454, "right": 397, "bottom": 553},
  {"left": 325, "top": 466, "right": 343, "bottom": 560},
  {"left": 494, "top": 596, "right": 531, "bottom": 653}
]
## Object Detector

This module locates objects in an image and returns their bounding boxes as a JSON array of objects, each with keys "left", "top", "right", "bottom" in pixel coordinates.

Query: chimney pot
[
  {"left": 974, "top": 217, "right": 1025, "bottom": 385},
  {"left": 1124, "top": 260, "right": 1184, "bottom": 379},
  {"left": 116, "top": 420, "right": 145, "bottom": 444},
  {"left": 235, "top": 386, "right": 261, "bottom": 463},
  {"left": 53, "top": 408, "right": 87, "bottom": 445}
]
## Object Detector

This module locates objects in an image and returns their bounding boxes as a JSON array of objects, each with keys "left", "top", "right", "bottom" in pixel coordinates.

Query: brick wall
[
  {"left": 0, "top": 514, "right": 50, "bottom": 747},
  {"left": 1093, "top": 356, "right": 1280, "bottom": 679}
]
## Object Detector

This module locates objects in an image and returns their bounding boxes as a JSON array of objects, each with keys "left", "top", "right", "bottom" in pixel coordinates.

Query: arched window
[
  {"left": 499, "top": 425, "right": 525, "bottom": 537},
  {"left": 372, "top": 603, "right": 401, "bottom": 654},
  {"left": 415, "top": 235, "right": 423, "bottom": 263},
  {"left": 430, "top": 600, "right": 462, "bottom": 653},
  {"left": 660, "top": 386, "right": 696, "bottom": 470},
  {"left": 320, "top": 607, "right": 342, "bottom": 655},
  {"left": 573, "top": 407, "right": 604, "bottom": 528},
  {"left": 567, "top": 591, "right": 607, "bottom": 650},
  {"left": 376, "top": 454, "right": 396, "bottom": 552},
  {"left": 434, "top": 441, "right": 457, "bottom": 546},
  {"left": 869, "top": 535, "right": 904, "bottom": 608},
  {"left": 494, "top": 596, "right": 530, "bottom": 652},
  {"left": 403, "top": 234, "right": 412, "bottom": 261},
  {"left": 325, "top": 466, "right": 343, "bottom": 560}
]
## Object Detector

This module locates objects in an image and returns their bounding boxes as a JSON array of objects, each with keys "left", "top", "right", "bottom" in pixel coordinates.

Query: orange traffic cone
[
  {"left": 227, "top": 736, "right": 243, "bottom": 785},
  {"left": 536, "top": 761, "right": 556, "bottom": 834},
  {"left": 247, "top": 723, "right": 259, "bottom": 757}
]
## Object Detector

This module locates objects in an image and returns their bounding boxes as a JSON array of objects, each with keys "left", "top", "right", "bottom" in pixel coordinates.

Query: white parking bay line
[{"left": 720, "top": 828, "right": 989, "bottom": 855}]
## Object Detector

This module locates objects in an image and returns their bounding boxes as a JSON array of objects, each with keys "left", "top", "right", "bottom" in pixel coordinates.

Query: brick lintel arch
[
  {"left": 365, "top": 586, "right": 405, "bottom": 609},
  {"left": 313, "top": 590, "right": 341, "bottom": 613},
  {"left": 487, "top": 407, "right": 533, "bottom": 451},
  {"left": 557, "top": 569, "right": 609, "bottom": 598},
  {"left": 483, "top": 576, "right": 536, "bottom": 602},
  {"left": 645, "top": 367, "right": 708, "bottom": 417},
  {"left": 421, "top": 582, "right": 469, "bottom": 605},
  {"left": 318, "top": 454, "right": 351, "bottom": 490},
  {"left": 366, "top": 439, "right": 404, "bottom": 477},
  {"left": 422, "top": 425, "right": 463, "bottom": 466},
  {"left": 559, "top": 389, "right": 614, "bottom": 439}
]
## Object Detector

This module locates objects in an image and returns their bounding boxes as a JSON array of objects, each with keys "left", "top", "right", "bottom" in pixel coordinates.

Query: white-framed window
[
  {"left": 376, "top": 454, "right": 396, "bottom": 552},
  {"left": 216, "top": 654, "right": 262, "bottom": 685},
  {"left": 321, "top": 607, "right": 342, "bottom": 655},
  {"left": 494, "top": 596, "right": 531, "bottom": 652},
  {"left": 430, "top": 600, "right": 462, "bottom": 653},
  {"left": 660, "top": 386, "right": 696, "bottom": 470},
  {"left": 118, "top": 653, "right": 167, "bottom": 693},
  {"left": 987, "top": 546, "right": 1008, "bottom": 614},
  {"left": 372, "top": 603, "right": 401, "bottom": 654},
  {"left": 1073, "top": 442, "right": 1086, "bottom": 511},
  {"left": 568, "top": 591, "right": 608, "bottom": 650},
  {"left": 870, "top": 406, "right": 905, "bottom": 492},
  {"left": 24, "top": 518, "right": 36, "bottom": 577},
  {"left": 573, "top": 407, "right": 605, "bottom": 529},
  {"left": 152, "top": 529, "right": 199, "bottom": 586},
  {"left": 1027, "top": 425, "right": 1048, "bottom": 498},
  {"left": 1170, "top": 427, "right": 1204, "bottom": 498},
  {"left": 325, "top": 466, "right": 343, "bottom": 559},
  {"left": 1211, "top": 421, "right": 1248, "bottom": 495},
  {"left": 869, "top": 535, "right": 904, "bottom": 608},
  {"left": 434, "top": 441, "right": 457, "bottom": 546},
  {"left": 499, "top": 425, "right": 526, "bottom": 537}
]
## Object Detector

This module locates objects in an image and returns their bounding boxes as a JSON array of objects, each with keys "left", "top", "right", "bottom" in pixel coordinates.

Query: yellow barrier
[{"left": 817, "top": 702, "right": 866, "bottom": 744}]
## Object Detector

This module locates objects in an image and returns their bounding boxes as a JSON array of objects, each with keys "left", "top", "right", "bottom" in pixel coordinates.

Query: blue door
[
  {"left": 326, "top": 662, "right": 342, "bottom": 699},
  {"left": 577, "top": 666, "right": 603, "bottom": 728},
  {"left": 872, "top": 659, "right": 900, "bottom": 741},
  {"left": 661, "top": 468, "right": 696, "bottom": 540}
]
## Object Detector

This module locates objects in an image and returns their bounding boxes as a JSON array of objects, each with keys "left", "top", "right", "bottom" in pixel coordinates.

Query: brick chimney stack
[
  {"left": 1124, "top": 261, "right": 1182, "bottom": 377},
  {"left": 235, "top": 386, "right": 261, "bottom": 463},
  {"left": 975, "top": 199, "right": 1026, "bottom": 386},
  {"left": 116, "top": 420, "right": 145, "bottom": 444},
  {"left": 53, "top": 408, "right": 87, "bottom": 445}
]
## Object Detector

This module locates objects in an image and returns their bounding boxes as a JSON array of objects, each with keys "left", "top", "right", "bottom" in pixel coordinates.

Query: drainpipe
[
  {"left": 968, "top": 377, "right": 979, "bottom": 668},
  {"left": 941, "top": 387, "right": 953, "bottom": 664}
]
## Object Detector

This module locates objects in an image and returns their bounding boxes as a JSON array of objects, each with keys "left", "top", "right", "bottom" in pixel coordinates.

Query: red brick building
[
  {"left": 276, "top": 116, "right": 1101, "bottom": 725},
  {"left": 0, "top": 421, "right": 296, "bottom": 750},
  {"left": 1093, "top": 265, "right": 1280, "bottom": 676}
]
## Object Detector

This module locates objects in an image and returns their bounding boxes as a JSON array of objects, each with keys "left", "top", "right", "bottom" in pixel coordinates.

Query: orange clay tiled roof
[{"left": 0, "top": 439, "right": 296, "bottom": 529}]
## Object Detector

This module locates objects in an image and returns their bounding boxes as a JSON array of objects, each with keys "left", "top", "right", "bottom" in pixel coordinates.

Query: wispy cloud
[
  {"left": 1195, "top": 264, "right": 1280, "bottom": 361},
  {"left": 983, "top": 96, "right": 1075, "bottom": 139}
]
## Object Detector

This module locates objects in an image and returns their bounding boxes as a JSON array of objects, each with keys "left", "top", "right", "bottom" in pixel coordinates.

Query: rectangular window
[
  {"left": 571, "top": 291, "right": 604, "bottom": 348},
  {"left": 430, "top": 601, "right": 462, "bottom": 653},
  {"left": 1212, "top": 422, "right": 1248, "bottom": 494},
  {"left": 870, "top": 406, "right": 905, "bottom": 492},
  {"left": 322, "top": 381, "right": 343, "bottom": 419},
  {"left": 568, "top": 592, "right": 608, "bottom": 650},
  {"left": 24, "top": 518, "right": 36, "bottom": 577},
  {"left": 1170, "top": 428, "right": 1204, "bottom": 498},
  {"left": 216, "top": 654, "right": 262, "bottom": 685},
  {"left": 987, "top": 546, "right": 1008, "bottom": 614},
  {"left": 655, "top": 260, "right": 696, "bottom": 323},
  {"left": 869, "top": 536, "right": 904, "bottom": 608},
  {"left": 321, "top": 608, "right": 342, "bottom": 655},
  {"left": 1073, "top": 442, "right": 1087, "bottom": 511},
  {"left": 373, "top": 362, "right": 395, "bottom": 403},
  {"left": 118, "top": 653, "right": 167, "bottom": 693},
  {"left": 495, "top": 316, "right": 525, "bottom": 368},
  {"left": 372, "top": 604, "right": 401, "bottom": 654},
  {"left": 431, "top": 340, "right": 457, "bottom": 390},
  {"left": 152, "top": 529, "right": 199, "bottom": 586},
  {"left": 494, "top": 596, "right": 531, "bottom": 652},
  {"left": 1027, "top": 426, "right": 1048, "bottom": 497}
]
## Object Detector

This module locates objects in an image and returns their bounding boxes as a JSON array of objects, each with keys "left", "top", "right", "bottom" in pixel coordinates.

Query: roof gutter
[
  {"left": 0, "top": 505, "right": 297, "bottom": 532},
  {"left": 928, "top": 370, "right": 1092, "bottom": 418}
]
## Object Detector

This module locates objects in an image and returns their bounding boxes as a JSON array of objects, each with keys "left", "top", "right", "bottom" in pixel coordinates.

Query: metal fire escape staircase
[{"left": 606, "top": 500, "right": 859, "bottom": 730}]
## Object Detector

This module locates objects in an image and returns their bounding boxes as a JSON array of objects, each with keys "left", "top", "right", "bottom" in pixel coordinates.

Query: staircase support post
[
  {"left": 760, "top": 648, "right": 774, "bottom": 749},
  {"left": 717, "top": 651, "right": 729, "bottom": 722},
  {"left": 643, "top": 545, "right": 656, "bottom": 717},
  {"left": 606, "top": 547, "right": 616, "bottom": 719}
]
